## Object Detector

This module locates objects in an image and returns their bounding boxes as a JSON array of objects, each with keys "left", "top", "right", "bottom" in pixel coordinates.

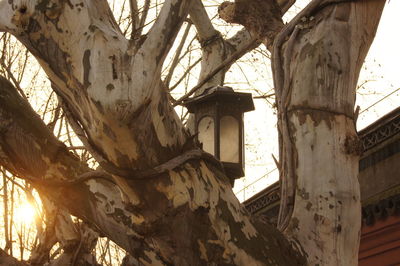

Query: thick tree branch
[
  {"left": 0, "top": 76, "right": 167, "bottom": 263},
  {"left": 140, "top": 0, "right": 192, "bottom": 74},
  {"left": 0, "top": 249, "right": 27, "bottom": 266},
  {"left": 218, "top": 0, "right": 284, "bottom": 49},
  {"left": 271, "top": 0, "right": 361, "bottom": 232},
  {"left": 29, "top": 197, "right": 100, "bottom": 266},
  {"left": 189, "top": 0, "right": 218, "bottom": 42},
  {"left": 187, "top": 0, "right": 228, "bottom": 94},
  {"left": 0, "top": 0, "right": 193, "bottom": 172},
  {"left": 176, "top": 1, "right": 262, "bottom": 105},
  {"left": 273, "top": 0, "right": 385, "bottom": 264},
  {"left": 0, "top": 75, "right": 305, "bottom": 265},
  {"left": 188, "top": 1, "right": 258, "bottom": 96}
]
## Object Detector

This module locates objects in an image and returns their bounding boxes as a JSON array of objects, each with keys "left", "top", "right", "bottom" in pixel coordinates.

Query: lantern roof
[{"left": 183, "top": 86, "right": 255, "bottom": 113}]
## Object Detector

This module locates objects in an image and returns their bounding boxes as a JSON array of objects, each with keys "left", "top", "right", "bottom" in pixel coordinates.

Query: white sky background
[
  {"left": 233, "top": 1, "right": 400, "bottom": 201},
  {"left": 356, "top": 0, "right": 400, "bottom": 129}
]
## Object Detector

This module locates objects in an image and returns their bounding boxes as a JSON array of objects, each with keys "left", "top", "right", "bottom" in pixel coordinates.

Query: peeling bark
[
  {"left": 29, "top": 198, "right": 100, "bottom": 266},
  {"left": 0, "top": 72, "right": 303, "bottom": 264},
  {"left": 219, "top": 0, "right": 386, "bottom": 265},
  {"left": 0, "top": 0, "right": 386, "bottom": 264},
  {"left": 218, "top": 0, "right": 284, "bottom": 49},
  {"left": 276, "top": 1, "right": 386, "bottom": 264},
  {"left": 1, "top": 0, "right": 191, "bottom": 173},
  {"left": 187, "top": 0, "right": 260, "bottom": 102}
]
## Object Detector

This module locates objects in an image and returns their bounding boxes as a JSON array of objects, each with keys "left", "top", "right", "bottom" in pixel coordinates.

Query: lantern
[{"left": 183, "top": 86, "right": 255, "bottom": 185}]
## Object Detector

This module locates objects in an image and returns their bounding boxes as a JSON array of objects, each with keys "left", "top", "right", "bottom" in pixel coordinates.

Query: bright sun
[{"left": 14, "top": 203, "right": 37, "bottom": 225}]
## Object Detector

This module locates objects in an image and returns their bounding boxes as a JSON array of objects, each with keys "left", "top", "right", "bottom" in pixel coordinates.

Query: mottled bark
[
  {"left": 220, "top": 0, "right": 386, "bottom": 265},
  {"left": 275, "top": 1, "right": 386, "bottom": 265},
  {"left": 0, "top": 249, "right": 27, "bottom": 266},
  {"left": 0, "top": 0, "right": 386, "bottom": 265},
  {"left": 218, "top": 0, "right": 284, "bottom": 49},
  {"left": 29, "top": 198, "right": 100, "bottom": 266},
  {"left": 0, "top": 24, "right": 303, "bottom": 265},
  {"left": 0, "top": 76, "right": 150, "bottom": 258},
  {"left": 185, "top": 0, "right": 260, "bottom": 102}
]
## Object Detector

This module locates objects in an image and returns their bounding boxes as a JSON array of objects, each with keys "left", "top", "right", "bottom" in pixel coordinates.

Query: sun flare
[{"left": 14, "top": 202, "right": 37, "bottom": 225}]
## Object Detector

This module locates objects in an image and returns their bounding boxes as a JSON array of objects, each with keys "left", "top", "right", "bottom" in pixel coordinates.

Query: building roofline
[
  {"left": 358, "top": 107, "right": 400, "bottom": 136},
  {"left": 358, "top": 107, "right": 400, "bottom": 152}
]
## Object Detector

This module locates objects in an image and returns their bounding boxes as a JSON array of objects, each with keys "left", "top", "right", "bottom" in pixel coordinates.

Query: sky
[
  {"left": 234, "top": 0, "right": 400, "bottom": 201},
  {"left": 356, "top": 0, "right": 400, "bottom": 129}
]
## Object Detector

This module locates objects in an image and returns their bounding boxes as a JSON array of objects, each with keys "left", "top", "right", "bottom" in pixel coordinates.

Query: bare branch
[
  {"left": 189, "top": 0, "right": 218, "bottom": 41},
  {"left": 218, "top": 0, "right": 284, "bottom": 50},
  {"left": 138, "top": 0, "right": 151, "bottom": 36},
  {"left": 164, "top": 22, "right": 192, "bottom": 87},
  {"left": 169, "top": 57, "right": 201, "bottom": 91},
  {"left": 173, "top": 37, "right": 257, "bottom": 105},
  {"left": 140, "top": 0, "right": 192, "bottom": 71},
  {"left": 129, "top": 0, "right": 140, "bottom": 39}
]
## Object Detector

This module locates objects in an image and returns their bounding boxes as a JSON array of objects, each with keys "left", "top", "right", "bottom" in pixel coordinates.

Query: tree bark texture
[
  {"left": 29, "top": 197, "right": 100, "bottom": 266},
  {"left": 271, "top": 0, "right": 386, "bottom": 265},
  {"left": 0, "top": 74, "right": 303, "bottom": 265},
  {"left": 0, "top": 248, "right": 27, "bottom": 266},
  {"left": 0, "top": 0, "right": 305, "bottom": 264},
  {"left": 0, "top": 0, "right": 387, "bottom": 265},
  {"left": 218, "top": 0, "right": 386, "bottom": 264}
]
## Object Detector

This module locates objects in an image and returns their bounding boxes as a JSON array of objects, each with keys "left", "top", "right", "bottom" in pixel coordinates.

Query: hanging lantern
[{"left": 183, "top": 86, "right": 255, "bottom": 185}]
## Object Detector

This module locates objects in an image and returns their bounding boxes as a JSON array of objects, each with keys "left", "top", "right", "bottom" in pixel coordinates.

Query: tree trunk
[
  {"left": 0, "top": 0, "right": 387, "bottom": 265},
  {"left": 272, "top": 0, "right": 386, "bottom": 265},
  {"left": 219, "top": 0, "right": 386, "bottom": 264},
  {"left": 0, "top": 0, "right": 305, "bottom": 254},
  {"left": 0, "top": 75, "right": 304, "bottom": 264}
]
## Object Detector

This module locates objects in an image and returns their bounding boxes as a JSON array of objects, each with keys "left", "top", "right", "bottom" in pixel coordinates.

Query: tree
[{"left": 0, "top": 0, "right": 386, "bottom": 265}]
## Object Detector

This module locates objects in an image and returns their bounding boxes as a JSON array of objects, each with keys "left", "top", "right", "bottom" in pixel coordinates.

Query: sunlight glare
[{"left": 14, "top": 202, "right": 37, "bottom": 225}]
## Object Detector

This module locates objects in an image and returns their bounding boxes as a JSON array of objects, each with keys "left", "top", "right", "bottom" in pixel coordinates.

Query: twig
[
  {"left": 272, "top": 154, "right": 281, "bottom": 170},
  {"left": 164, "top": 23, "right": 192, "bottom": 87},
  {"left": 253, "top": 93, "right": 275, "bottom": 99},
  {"left": 173, "top": 37, "right": 258, "bottom": 106},
  {"left": 169, "top": 58, "right": 201, "bottom": 92},
  {"left": 138, "top": 0, "right": 151, "bottom": 36}
]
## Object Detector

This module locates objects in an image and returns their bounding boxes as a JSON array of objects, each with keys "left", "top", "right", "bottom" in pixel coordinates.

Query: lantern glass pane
[
  {"left": 198, "top": 116, "right": 215, "bottom": 155},
  {"left": 220, "top": 116, "right": 239, "bottom": 163}
]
